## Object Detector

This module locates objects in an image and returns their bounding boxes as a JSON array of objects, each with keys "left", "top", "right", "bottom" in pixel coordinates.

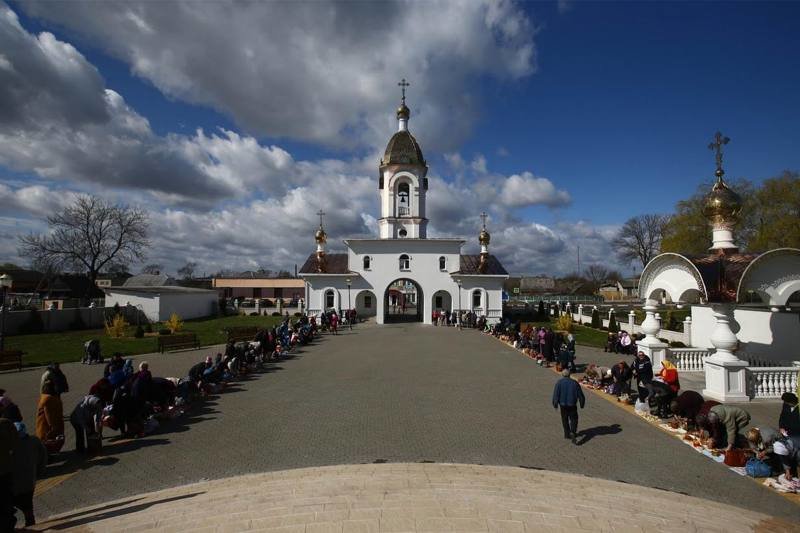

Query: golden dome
[
  {"left": 479, "top": 227, "right": 491, "bottom": 246},
  {"left": 397, "top": 103, "right": 410, "bottom": 120},
  {"left": 702, "top": 173, "right": 742, "bottom": 222},
  {"left": 315, "top": 225, "right": 327, "bottom": 244}
]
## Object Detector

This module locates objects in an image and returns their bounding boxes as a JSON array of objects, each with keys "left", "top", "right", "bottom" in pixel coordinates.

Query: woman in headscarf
[
  {"left": 648, "top": 360, "right": 680, "bottom": 418},
  {"left": 35, "top": 380, "right": 64, "bottom": 451}
]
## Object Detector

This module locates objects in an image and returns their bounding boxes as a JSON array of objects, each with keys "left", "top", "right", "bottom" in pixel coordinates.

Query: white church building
[{"left": 299, "top": 84, "right": 508, "bottom": 325}]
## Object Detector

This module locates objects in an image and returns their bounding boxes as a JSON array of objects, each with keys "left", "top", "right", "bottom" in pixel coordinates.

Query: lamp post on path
[
  {"left": 346, "top": 278, "right": 352, "bottom": 330},
  {"left": 0, "top": 273, "right": 12, "bottom": 350},
  {"left": 456, "top": 277, "right": 462, "bottom": 330}
]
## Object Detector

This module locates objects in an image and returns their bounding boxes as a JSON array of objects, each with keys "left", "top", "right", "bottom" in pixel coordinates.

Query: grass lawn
[{"left": 6, "top": 314, "right": 284, "bottom": 367}]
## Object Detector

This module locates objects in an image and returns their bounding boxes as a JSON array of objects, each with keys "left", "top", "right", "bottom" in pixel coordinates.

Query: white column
[
  {"left": 703, "top": 304, "right": 749, "bottom": 402},
  {"left": 636, "top": 299, "right": 668, "bottom": 371},
  {"left": 628, "top": 310, "right": 636, "bottom": 332},
  {"left": 577, "top": 304, "right": 583, "bottom": 324}
]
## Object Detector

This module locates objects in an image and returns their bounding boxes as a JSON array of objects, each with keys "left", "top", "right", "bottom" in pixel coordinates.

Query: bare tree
[
  {"left": 18, "top": 195, "right": 149, "bottom": 287},
  {"left": 177, "top": 261, "right": 198, "bottom": 279},
  {"left": 141, "top": 264, "right": 163, "bottom": 275},
  {"left": 611, "top": 214, "right": 668, "bottom": 270},
  {"left": 584, "top": 264, "right": 611, "bottom": 286}
]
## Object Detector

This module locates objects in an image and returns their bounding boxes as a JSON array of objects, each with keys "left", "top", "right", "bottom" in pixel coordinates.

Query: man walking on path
[{"left": 552, "top": 369, "right": 586, "bottom": 444}]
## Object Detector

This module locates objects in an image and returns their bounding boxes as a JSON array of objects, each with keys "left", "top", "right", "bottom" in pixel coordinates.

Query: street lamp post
[
  {"left": 455, "top": 278, "right": 462, "bottom": 330},
  {"left": 346, "top": 278, "right": 352, "bottom": 330},
  {"left": 0, "top": 273, "right": 13, "bottom": 351}
]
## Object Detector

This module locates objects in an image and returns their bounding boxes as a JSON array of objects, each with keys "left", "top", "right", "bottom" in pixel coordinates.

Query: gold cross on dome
[
  {"left": 480, "top": 211, "right": 488, "bottom": 229},
  {"left": 316, "top": 209, "right": 326, "bottom": 227},
  {"left": 708, "top": 131, "right": 730, "bottom": 175},
  {"left": 398, "top": 78, "right": 410, "bottom": 104}
]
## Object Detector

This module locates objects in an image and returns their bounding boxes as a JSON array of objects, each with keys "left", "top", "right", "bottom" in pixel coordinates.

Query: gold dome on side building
[
  {"left": 702, "top": 172, "right": 742, "bottom": 223},
  {"left": 479, "top": 227, "right": 491, "bottom": 246},
  {"left": 315, "top": 225, "right": 327, "bottom": 244}
]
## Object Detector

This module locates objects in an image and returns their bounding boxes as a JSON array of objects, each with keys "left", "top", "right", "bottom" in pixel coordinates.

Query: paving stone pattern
[
  {"left": 33, "top": 463, "right": 796, "bottom": 532},
  {"left": 1, "top": 324, "right": 797, "bottom": 521}
]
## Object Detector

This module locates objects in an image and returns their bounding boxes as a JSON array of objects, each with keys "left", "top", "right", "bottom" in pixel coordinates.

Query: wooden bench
[
  {"left": 225, "top": 326, "right": 259, "bottom": 344},
  {"left": 0, "top": 350, "right": 24, "bottom": 371},
  {"left": 157, "top": 333, "right": 200, "bottom": 353}
]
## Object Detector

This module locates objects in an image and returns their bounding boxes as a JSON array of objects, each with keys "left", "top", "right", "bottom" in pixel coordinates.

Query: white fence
[
  {"left": 666, "top": 346, "right": 800, "bottom": 400},
  {"left": 748, "top": 368, "right": 799, "bottom": 400},
  {"left": 569, "top": 311, "right": 689, "bottom": 345}
]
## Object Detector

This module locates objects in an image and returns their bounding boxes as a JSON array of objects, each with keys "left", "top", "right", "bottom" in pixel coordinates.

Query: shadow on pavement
[
  {"left": 40, "top": 492, "right": 204, "bottom": 530},
  {"left": 576, "top": 423, "right": 622, "bottom": 446}
]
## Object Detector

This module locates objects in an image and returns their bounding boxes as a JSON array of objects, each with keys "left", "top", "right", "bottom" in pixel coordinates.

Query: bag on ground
[{"left": 745, "top": 457, "right": 772, "bottom": 478}]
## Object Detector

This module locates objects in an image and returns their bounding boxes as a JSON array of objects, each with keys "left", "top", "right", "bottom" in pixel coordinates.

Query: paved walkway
[
  {"left": 31, "top": 463, "right": 795, "bottom": 533},
  {"left": 1, "top": 323, "right": 798, "bottom": 524}
]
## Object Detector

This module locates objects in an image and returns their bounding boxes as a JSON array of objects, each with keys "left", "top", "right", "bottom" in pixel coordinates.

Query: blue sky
[{"left": 1, "top": 1, "right": 798, "bottom": 275}]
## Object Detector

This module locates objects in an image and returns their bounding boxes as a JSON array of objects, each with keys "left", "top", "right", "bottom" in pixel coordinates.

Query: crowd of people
[
  {"left": 0, "top": 314, "right": 324, "bottom": 530},
  {"left": 490, "top": 317, "right": 800, "bottom": 491},
  {"left": 490, "top": 321, "right": 577, "bottom": 372},
  {"left": 431, "top": 310, "right": 487, "bottom": 329}
]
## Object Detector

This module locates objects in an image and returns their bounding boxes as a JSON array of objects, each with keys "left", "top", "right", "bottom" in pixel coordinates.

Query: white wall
[
  {"left": 104, "top": 292, "right": 160, "bottom": 322},
  {"left": 158, "top": 292, "right": 217, "bottom": 321},
  {"left": 104, "top": 290, "right": 217, "bottom": 322},
  {"left": 691, "top": 305, "right": 800, "bottom": 362}
]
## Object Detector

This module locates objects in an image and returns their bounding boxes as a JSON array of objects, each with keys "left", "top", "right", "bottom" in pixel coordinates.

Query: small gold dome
[
  {"left": 479, "top": 227, "right": 491, "bottom": 246},
  {"left": 315, "top": 225, "right": 327, "bottom": 244},
  {"left": 702, "top": 174, "right": 742, "bottom": 222},
  {"left": 396, "top": 103, "right": 410, "bottom": 120}
]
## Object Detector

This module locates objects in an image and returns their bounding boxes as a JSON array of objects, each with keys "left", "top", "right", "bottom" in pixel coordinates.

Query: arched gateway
[
  {"left": 299, "top": 82, "right": 508, "bottom": 325},
  {"left": 384, "top": 278, "right": 423, "bottom": 323}
]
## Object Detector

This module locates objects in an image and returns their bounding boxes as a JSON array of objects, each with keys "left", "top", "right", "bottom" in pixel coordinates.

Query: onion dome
[
  {"left": 702, "top": 172, "right": 742, "bottom": 223},
  {"left": 397, "top": 103, "right": 410, "bottom": 120},
  {"left": 479, "top": 227, "right": 491, "bottom": 246},
  {"left": 381, "top": 130, "right": 426, "bottom": 166},
  {"left": 314, "top": 225, "right": 327, "bottom": 244}
]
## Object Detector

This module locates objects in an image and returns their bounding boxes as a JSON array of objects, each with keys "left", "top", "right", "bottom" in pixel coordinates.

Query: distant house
[
  {"left": 212, "top": 272, "right": 304, "bottom": 304},
  {"left": 598, "top": 277, "right": 640, "bottom": 301},
  {"left": 104, "top": 273, "right": 217, "bottom": 322}
]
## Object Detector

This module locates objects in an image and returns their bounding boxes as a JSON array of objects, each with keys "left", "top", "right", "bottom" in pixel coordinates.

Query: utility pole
[{"left": 577, "top": 245, "right": 581, "bottom": 275}]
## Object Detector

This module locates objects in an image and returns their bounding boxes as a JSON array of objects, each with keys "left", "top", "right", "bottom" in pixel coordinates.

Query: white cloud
[
  {"left": 499, "top": 172, "right": 571, "bottom": 208},
  {"left": 20, "top": 0, "right": 537, "bottom": 151}
]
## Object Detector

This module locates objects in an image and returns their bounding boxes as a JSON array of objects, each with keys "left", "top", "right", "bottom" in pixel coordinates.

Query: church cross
[
  {"left": 398, "top": 78, "right": 410, "bottom": 104},
  {"left": 316, "top": 209, "right": 326, "bottom": 227},
  {"left": 708, "top": 131, "right": 730, "bottom": 175},
  {"left": 480, "top": 211, "right": 488, "bottom": 229}
]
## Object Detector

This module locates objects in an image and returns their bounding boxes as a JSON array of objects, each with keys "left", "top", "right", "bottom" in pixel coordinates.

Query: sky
[{"left": 1, "top": 0, "right": 798, "bottom": 277}]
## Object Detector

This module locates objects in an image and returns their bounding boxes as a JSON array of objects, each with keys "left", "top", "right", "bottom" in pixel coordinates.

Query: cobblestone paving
[
  {"left": 33, "top": 463, "right": 797, "bottom": 533},
  {"left": 2, "top": 324, "right": 798, "bottom": 521}
]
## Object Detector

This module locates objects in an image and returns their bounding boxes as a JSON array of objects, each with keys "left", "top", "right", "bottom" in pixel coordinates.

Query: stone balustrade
[
  {"left": 668, "top": 347, "right": 710, "bottom": 372},
  {"left": 748, "top": 367, "right": 799, "bottom": 400}
]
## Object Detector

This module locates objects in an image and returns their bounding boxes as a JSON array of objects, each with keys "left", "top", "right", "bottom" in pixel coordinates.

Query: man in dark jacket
[
  {"left": 1, "top": 416, "right": 20, "bottom": 531},
  {"left": 631, "top": 351, "right": 653, "bottom": 402},
  {"left": 552, "top": 369, "right": 586, "bottom": 444},
  {"left": 779, "top": 393, "right": 800, "bottom": 436}
]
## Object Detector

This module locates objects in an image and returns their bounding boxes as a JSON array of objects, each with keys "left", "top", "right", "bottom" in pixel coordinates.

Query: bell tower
[{"left": 378, "top": 79, "right": 428, "bottom": 239}]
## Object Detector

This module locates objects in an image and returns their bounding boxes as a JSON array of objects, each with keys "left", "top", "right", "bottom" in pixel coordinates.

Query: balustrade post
[
  {"left": 635, "top": 299, "right": 668, "bottom": 371},
  {"left": 628, "top": 310, "right": 635, "bottom": 333},
  {"left": 683, "top": 316, "right": 692, "bottom": 346},
  {"left": 702, "top": 304, "right": 749, "bottom": 402}
]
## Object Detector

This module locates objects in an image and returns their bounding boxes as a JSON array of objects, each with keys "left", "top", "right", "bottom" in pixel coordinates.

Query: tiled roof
[
  {"left": 298, "top": 254, "right": 351, "bottom": 274},
  {"left": 687, "top": 250, "right": 760, "bottom": 303},
  {"left": 123, "top": 274, "right": 176, "bottom": 287},
  {"left": 456, "top": 255, "right": 509, "bottom": 276}
]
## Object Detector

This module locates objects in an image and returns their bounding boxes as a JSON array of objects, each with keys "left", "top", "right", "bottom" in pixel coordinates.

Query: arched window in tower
[
  {"left": 439, "top": 256, "right": 447, "bottom": 271},
  {"left": 363, "top": 256, "right": 371, "bottom": 270},
  {"left": 399, "top": 254, "right": 410, "bottom": 271},
  {"left": 472, "top": 289, "right": 482, "bottom": 309},
  {"left": 397, "top": 182, "right": 410, "bottom": 217}
]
